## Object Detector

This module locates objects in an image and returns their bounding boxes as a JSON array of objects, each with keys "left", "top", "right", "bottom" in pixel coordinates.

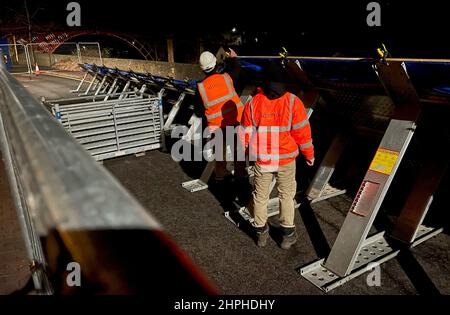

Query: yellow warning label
[{"left": 369, "top": 148, "right": 399, "bottom": 176}]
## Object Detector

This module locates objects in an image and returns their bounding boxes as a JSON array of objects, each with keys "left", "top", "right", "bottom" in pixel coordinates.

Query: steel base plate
[
  {"left": 182, "top": 179, "right": 209, "bottom": 193},
  {"left": 411, "top": 225, "right": 444, "bottom": 248},
  {"left": 310, "top": 184, "right": 346, "bottom": 204},
  {"left": 299, "top": 225, "right": 443, "bottom": 292},
  {"left": 299, "top": 232, "right": 398, "bottom": 292},
  {"left": 224, "top": 198, "right": 281, "bottom": 226}
]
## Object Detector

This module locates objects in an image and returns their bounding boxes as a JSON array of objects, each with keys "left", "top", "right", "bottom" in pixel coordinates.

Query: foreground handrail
[{"left": 0, "top": 63, "right": 216, "bottom": 294}]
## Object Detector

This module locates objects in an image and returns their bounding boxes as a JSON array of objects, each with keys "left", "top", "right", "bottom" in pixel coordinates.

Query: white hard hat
[{"left": 199, "top": 51, "right": 217, "bottom": 73}]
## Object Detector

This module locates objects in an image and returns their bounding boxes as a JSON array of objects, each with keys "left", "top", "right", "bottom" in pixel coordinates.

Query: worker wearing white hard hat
[
  {"left": 199, "top": 51, "right": 217, "bottom": 73},
  {"left": 194, "top": 48, "right": 248, "bottom": 207}
]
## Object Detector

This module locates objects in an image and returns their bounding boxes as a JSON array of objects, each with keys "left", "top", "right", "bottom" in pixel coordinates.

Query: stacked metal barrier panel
[
  {"left": 52, "top": 95, "right": 163, "bottom": 161},
  {"left": 43, "top": 63, "right": 198, "bottom": 161}
]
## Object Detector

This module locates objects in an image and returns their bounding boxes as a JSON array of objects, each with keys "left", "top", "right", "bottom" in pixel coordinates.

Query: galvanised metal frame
[
  {"left": 71, "top": 72, "right": 90, "bottom": 93},
  {"left": 163, "top": 92, "right": 186, "bottom": 131},
  {"left": 82, "top": 72, "right": 99, "bottom": 95},
  {"left": 52, "top": 93, "right": 163, "bottom": 161},
  {"left": 76, "top": 73, "right": 141, "bottom": 102},
  {"left": 46, "top": 88, "right": 146, "bottom": 110},
  {"left": 43, "top": 91, "right": 139, "bottom": 107},
  {"left": 71, "top": 64, "right": 100, "bottom": 93},
  {"left": 46, "top": 65, "right": 166, "bottom": 162},
  {"left": 299, "top": 60, "right": 444, "bottom": 292},
  {"left": 56, "top": 63, "right": 199, "bottom": 159},
  {"left": 75, "top": 64, "right": 197, "bottom": 124},
  {"left": 82, "top": 70, "right": 112, "bottom": 96},
  {"left": 78, "top": 67, "right": 117, "bottom": 97}
]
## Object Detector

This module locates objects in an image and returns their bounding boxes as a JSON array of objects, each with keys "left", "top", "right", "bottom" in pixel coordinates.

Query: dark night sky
[{"left": 1, "top": 0, "right": 449, "bottom": 58}]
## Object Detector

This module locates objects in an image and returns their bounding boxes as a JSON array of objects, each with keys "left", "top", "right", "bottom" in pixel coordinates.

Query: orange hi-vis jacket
[
  {"left": 241, "top": 92, "right": 314, "bottom": 166},
  {"left": 197, "top": 73, "right": 244, "bottom": 128}
]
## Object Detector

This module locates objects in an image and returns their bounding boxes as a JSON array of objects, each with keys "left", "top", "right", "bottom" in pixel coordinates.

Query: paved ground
[
  {"left": 0, "top": 152, "right": 31, "bottom": 294},
  {"left": 12, "top": 73, "right": 450, "bottom": 295},
  {"left": 14, "top": 73, "right": 81, "bottom": 100}
]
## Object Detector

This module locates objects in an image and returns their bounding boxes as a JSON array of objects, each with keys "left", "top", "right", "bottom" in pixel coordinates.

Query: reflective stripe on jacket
[
  {"left": 241, "top": 92, "right": 314, "bottom": 166},
  {"left": 197, "top": 73, "right": 244, "bottom": 128}
]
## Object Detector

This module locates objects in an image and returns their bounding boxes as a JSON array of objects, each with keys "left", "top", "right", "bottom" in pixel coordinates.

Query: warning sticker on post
[{"left": 369, "top": 148, "right": 400, "bottom": 176}]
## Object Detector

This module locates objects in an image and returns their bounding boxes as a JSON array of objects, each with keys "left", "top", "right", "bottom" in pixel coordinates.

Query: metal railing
[
  {"left": 0, "top": 43, "right": 33, "bottom": 74},
  {"left": 0, "top": 62, "right": 215, "bottom": 294},
  {"left": 26, "top": 41, "right": 103, "bottom": 68},
  {"left": 1, "top": 42, "right": 103, "bottom": 74}
]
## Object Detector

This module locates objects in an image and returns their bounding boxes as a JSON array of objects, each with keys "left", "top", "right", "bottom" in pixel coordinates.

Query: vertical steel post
[
  {"left": 306, "top": 133, "right": 348, "bottom": 202},
  {"left": 158, "top": 88, "right": 166, "bottom": 151},
  {"left": 324, "top": 61, "right": 423, "bottom": 277},
  {"left": 163, "top": 93, "right": 186, "bottom": 131},
  {"left": 71, "top": 72, "right": 88, "bottom": 93},
  {"left": 119, "top": 81, "right": 131, "bottom": 100},
  {"left": 83, "top": 73, "right": 98, "bottom": 95},
  {"left": 94, "top": 76, "right": 107, "bottom": 96},
  {"left": 391, "top": 155, "right": 448, "bottom": 244},
  {"left": 112, "top": 104, "right": 121, "bottom": 152}
]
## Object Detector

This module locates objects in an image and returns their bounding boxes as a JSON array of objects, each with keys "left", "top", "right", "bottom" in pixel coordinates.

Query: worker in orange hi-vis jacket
[
  {"left": 195, "top": 49, "right": 247, "bottom": 193},
  {"left": 240, "top": 64, "right": 314, "bottom": 249}
]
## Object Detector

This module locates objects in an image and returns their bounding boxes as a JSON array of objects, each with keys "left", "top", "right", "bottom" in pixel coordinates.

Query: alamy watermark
[
  {"left": 66, "top": 2, "right": 81, "bottom": 27},
  {"left": 170, "top": 123, "right": 286, "bottom": 163},
  {"left": 366, "top": 262, "right": 382, "bottom": 287},
  {"left": 66, "top": 262, "right": 81, "bottom": 287},
  {"left": 367, "top": 2, "right": 381, "bottom": 27}
]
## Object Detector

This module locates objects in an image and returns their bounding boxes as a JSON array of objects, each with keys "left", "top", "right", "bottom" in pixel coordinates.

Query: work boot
[
  {"left": 280, "top": 227, "right": 297, "bottom": 250},
  {"left": 254, "top": 224, "right": 269, "bottom": 248}
]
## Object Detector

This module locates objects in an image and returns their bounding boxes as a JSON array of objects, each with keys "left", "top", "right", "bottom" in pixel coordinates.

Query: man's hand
[
  {"left": 306, "top": 157, "right": 315, "bottom": 167},
  {"left": 227, "top": 48, "right": 238, "bottom": 58}
]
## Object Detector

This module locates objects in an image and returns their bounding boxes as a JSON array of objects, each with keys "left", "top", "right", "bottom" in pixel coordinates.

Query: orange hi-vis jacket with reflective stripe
[
  {"left": 241, "top": 92, "right": 314, "bottom": 166},
  {"left": 197, "top": 73, "right": 244, "bottom": 128}
]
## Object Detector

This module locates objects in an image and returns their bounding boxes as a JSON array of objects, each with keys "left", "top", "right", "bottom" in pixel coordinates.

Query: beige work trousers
[{"left": 251, "top": 160, "right": 297, "bottom": 228}]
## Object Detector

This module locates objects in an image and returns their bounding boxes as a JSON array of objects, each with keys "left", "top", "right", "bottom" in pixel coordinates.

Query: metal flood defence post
[
  {"left": 390, "top": 154, "right": 447, "bottom": 245},
  {"left": 305, "top": 133, "right": 348, "bottom": 203},
  {"left": 300, "top": 60, "right": 427, "bottom": 292}
]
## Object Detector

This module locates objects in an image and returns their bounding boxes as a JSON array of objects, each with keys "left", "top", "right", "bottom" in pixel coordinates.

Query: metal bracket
[
  {"left": 225, "top": 197, "right": 281, "bottom": 226},
  {"left": 164, "top": 92, "right": 186, "bottom": 131},
  {"left": 182, "top": 161, "right": 216, "bottom": 192}
]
